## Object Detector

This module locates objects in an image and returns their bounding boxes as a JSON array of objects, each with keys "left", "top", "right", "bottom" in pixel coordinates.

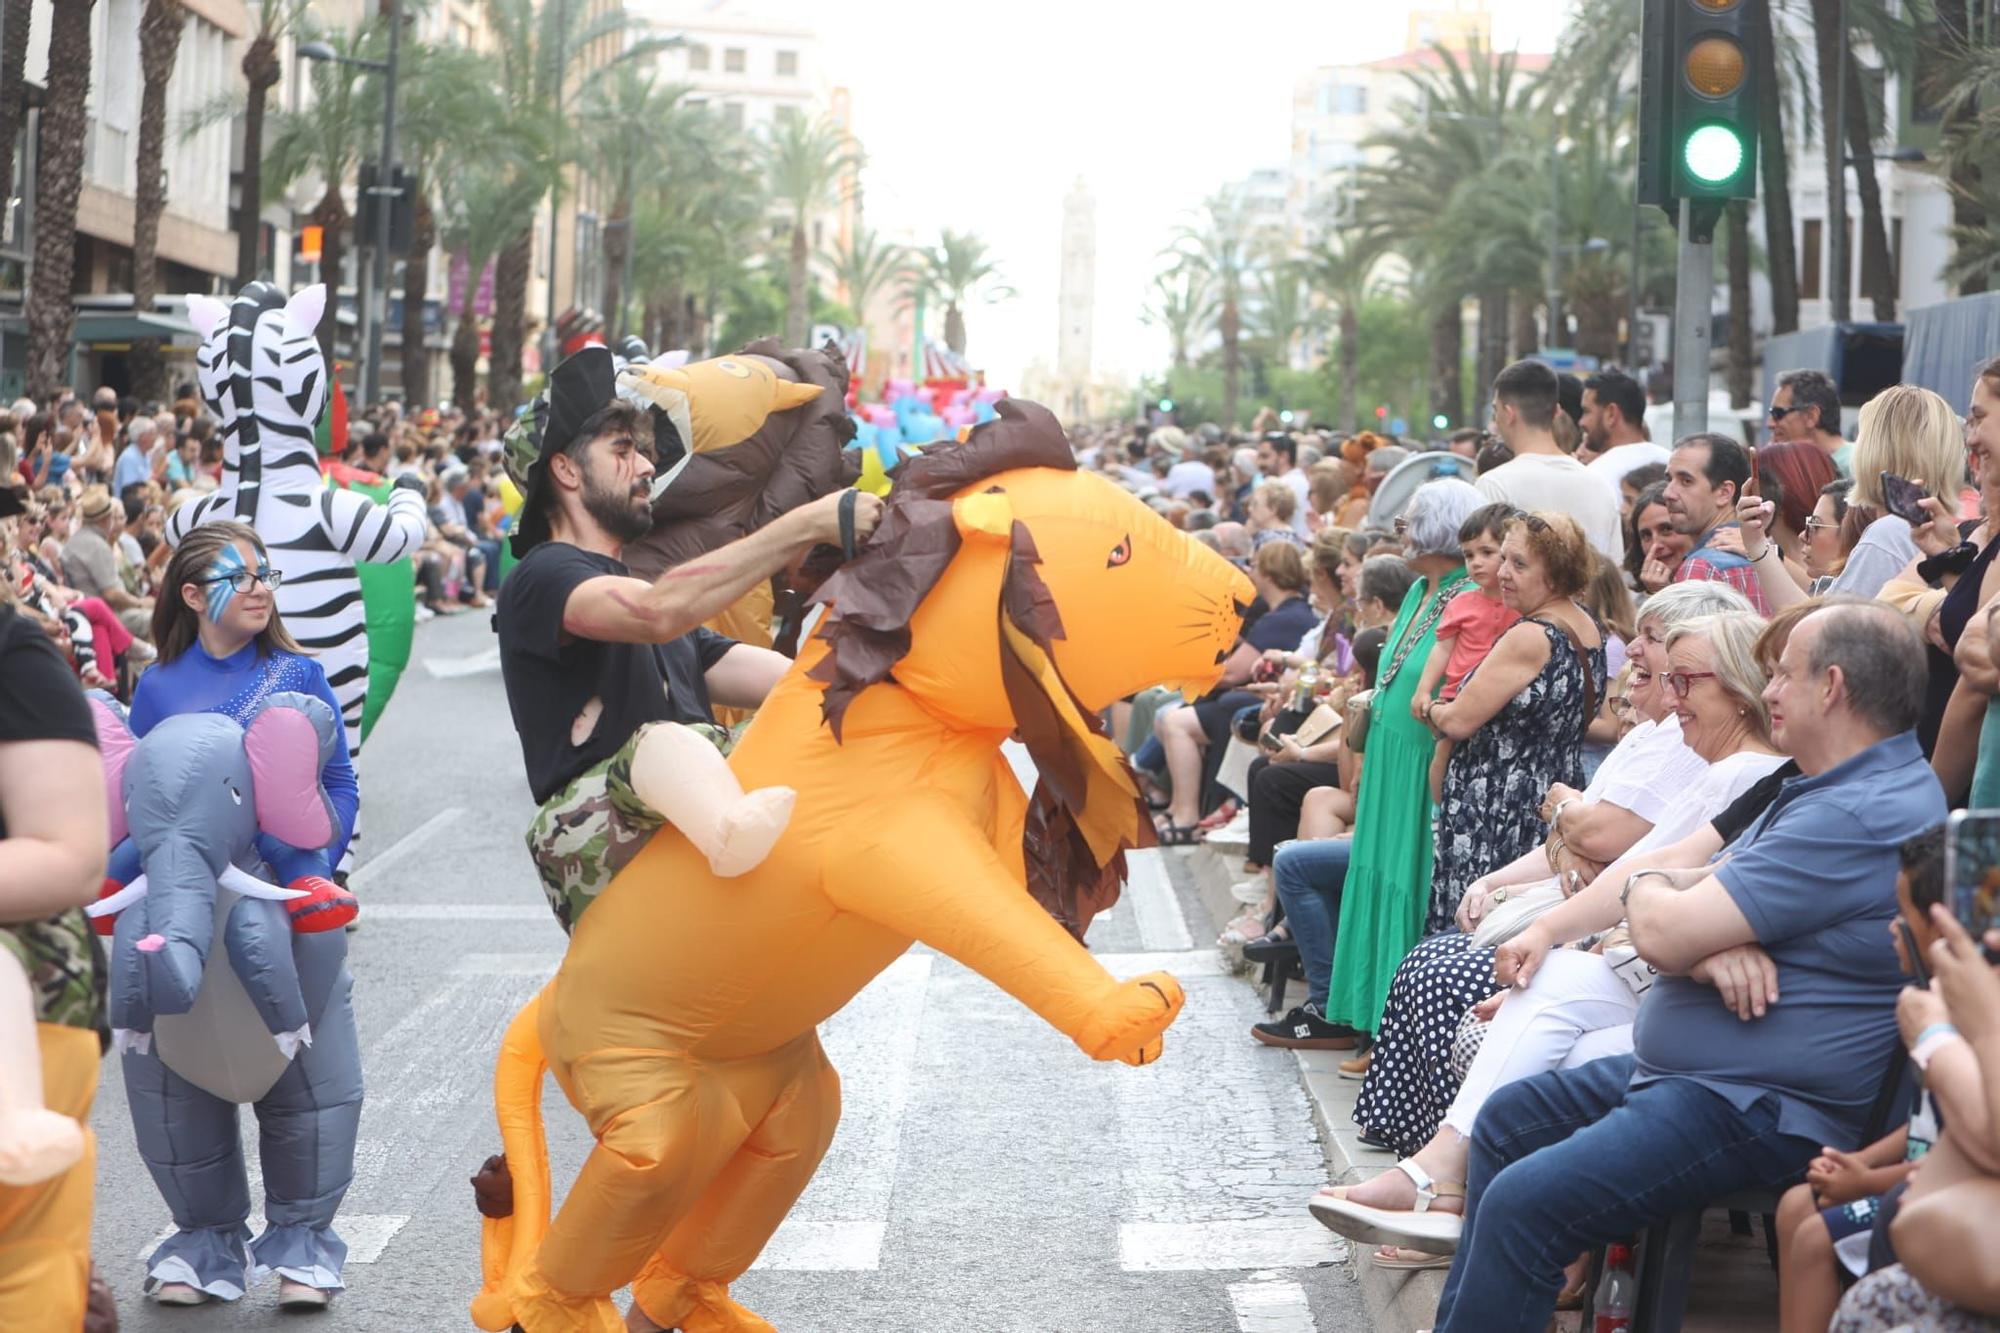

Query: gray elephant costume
[{"left": 88, "top": 690, "right": 363, "bottom": 1300}]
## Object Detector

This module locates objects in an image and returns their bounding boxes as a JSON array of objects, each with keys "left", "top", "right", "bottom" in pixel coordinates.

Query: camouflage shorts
[
  {"left": 1, "top": 911, "right": 108, "bottom": 1046},
  {"left": 525, "top": 721, "right": 732, "bottom": 933}
]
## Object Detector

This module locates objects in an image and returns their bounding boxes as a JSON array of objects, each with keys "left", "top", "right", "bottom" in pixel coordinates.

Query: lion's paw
[{"left": 1078, "top": 971, "right": 1185, "bottom": 1065}]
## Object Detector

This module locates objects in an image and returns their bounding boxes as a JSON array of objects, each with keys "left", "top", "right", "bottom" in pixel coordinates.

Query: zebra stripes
[{"left": 171, "top": 283, "right": 430, "bottom": 872}]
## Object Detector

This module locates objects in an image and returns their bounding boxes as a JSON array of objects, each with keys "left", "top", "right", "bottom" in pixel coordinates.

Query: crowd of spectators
[
  {"left": 1094, "top": 355, "right": 2000, "bottom": 1331},
  {"left": 0, "top": 384, "right": 523, "bottom": 689}
]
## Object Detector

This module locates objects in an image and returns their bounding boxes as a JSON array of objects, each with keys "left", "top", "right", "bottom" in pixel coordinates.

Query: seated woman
[
  {"left": 1341, "top": 582, "right": 1754, "bottom": 1152},
  {"left": 1312, "top": 608, "right": 1786, "bottom": 1263},
  {"left": 1153, "top": 541, "right": 1319, "bottom": 843},
  {"left": 1629, "top": 481, "right": 1692, "bottom": 597}
]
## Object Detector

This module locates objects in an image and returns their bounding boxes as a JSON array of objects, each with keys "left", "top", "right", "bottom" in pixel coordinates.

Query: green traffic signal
[{"left": 1683, "top": 123, "right": 1745, "bottom": 185}]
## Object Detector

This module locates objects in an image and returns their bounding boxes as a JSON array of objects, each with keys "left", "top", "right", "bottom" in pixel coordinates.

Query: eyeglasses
[
  {"left": 199, "top": 566, "right": 283, "bottom": 594},
  {"left": 1767, "top": 405, "right": 1799, "bottom": 420},
  {"left": 1393, "top": 518, "right": 1409, "bottom": 536},
  {"left": 1663, "top": 670, "right": 1718, "bottom": 698},
  {"left": 1804, "top": 516, "right": 1839, "bottom": 533}
]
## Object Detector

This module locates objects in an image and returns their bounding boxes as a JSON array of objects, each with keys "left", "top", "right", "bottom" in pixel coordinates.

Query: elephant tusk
[
  {"left": 84, "top": 876, "right": 148, "bottom": 918},
  {"left": 217, "top": 865, "right": 311, "bottom": 902}
]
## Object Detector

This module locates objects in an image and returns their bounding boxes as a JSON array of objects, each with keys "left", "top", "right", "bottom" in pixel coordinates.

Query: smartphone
[
  {"left": 1741, "top": 443, "right": 1759, "bottom": 499},
  {"left": 1897, "top": 918, "right": 1932, "bottom": 987},
  {"left": 1943, "top": 809, "right": 2000, "bottom": 963},
  {"left": 1880, "top": 472, "right": 1932, "bottom": 527}
]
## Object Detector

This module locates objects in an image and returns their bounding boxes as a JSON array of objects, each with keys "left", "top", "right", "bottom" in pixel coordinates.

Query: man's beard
[{"left": 582, "top": 470, "right": 652, "bottom": 544}]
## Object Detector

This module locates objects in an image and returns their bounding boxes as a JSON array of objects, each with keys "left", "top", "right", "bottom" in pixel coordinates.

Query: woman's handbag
[
  {"left": 1343, "top": 689, "right": 1375, "bottom": 755},
  {"left": 1470, "top": 882, "right": 1567, "bottom": 948}
]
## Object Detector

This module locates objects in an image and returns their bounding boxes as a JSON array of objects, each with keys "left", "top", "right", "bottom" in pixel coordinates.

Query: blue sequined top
[{"left": 128, "top": 641, "right": 359, "bottom": 873}]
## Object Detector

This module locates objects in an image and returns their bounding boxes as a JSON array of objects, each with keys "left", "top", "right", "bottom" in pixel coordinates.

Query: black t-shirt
[
  {"left": 1709, "top": 759, "right": 1800, "bottom": 846},
  {"left": 495, "top": 542, "right": 739, "bottom": 803},
  {"left": 0, "top": 605, "right": 98, "bottom": 840}
]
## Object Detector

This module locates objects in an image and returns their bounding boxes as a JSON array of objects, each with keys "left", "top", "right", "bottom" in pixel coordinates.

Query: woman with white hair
[
  {"left": 1253, "top": 478, "right": 1486, "bottom": 1050},
  {"left": 1739, "top": 384, "right": 1969, "bottom": 608}
]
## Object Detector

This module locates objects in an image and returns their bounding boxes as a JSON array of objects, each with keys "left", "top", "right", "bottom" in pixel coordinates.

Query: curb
[{"left": 1174, "top": 841, "right": 1448, "bottom": 1333}]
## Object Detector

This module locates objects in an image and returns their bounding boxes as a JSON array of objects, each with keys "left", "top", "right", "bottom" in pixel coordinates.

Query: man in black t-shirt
[{"left": 495, "top": 348, "right": 880, "bottom": 930}]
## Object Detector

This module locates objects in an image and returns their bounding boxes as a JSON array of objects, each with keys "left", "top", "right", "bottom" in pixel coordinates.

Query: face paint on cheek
[{"left": 204, "top": 545, "right": 246, "bottom": 622}]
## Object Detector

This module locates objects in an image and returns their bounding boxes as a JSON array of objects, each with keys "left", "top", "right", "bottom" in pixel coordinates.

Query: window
[
  {"left": 1336, "top": 84, "right": 1367, "bottom": 116},
  {"left": 774, "top": 104, "right": 802, "bottom": 128},
  {"left": 1801, "top": 219, "right": 1822, "bottom": 301},
  {"left": 687, "top": 43, "right": 710, "bottom": 71},
  {"left": 776, "top": 49, "right": 798, "bottom": 77},
  {"left": 724, "top": 47, "right": 745, "bottom": 73},
  {"left": 721, "top": 102, "right": 745, "bottom": 130}
]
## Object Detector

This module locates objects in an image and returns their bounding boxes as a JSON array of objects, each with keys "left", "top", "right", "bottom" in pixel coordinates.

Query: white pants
[{"left": 1441, "top": 947, "right": 1638, "bottom": 1140}]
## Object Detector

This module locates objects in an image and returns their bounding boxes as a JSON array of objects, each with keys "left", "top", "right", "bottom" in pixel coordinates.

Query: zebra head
[{"left": 185, "top": 283, "right": 329, "bottom": 516}]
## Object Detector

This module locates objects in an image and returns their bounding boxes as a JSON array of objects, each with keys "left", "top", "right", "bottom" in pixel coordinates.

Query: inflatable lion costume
[{"left": 471, "top": 400, "right": 1254, "bottom": 1333}]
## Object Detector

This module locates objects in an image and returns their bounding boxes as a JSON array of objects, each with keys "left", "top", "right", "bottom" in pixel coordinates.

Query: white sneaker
[
  {"left": 414, "top": 604, "right": 436, "bottom": 622},
  {"left": 1206, "top": 810, "right": 1252, "bottom": 846}
]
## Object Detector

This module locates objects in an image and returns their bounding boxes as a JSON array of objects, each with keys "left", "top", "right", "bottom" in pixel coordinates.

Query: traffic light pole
[{"left": 1671, "top": 198, "right": 1721, "bottom": 440}]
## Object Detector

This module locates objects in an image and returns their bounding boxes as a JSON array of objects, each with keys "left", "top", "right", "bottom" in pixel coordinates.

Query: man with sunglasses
[{"left": 1769, "top": 370, "right": 1853, "bottom": 477}]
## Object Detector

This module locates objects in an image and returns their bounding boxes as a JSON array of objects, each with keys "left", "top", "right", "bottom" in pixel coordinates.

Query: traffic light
[
  {"left": 1638, "top": 0, "right": 1762, "bottom": 207},
  {"left": 1157, "top": 398, "right": 1175, "bottom": 413}
]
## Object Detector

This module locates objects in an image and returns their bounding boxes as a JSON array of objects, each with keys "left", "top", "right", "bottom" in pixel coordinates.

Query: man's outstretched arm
[{"left": 562, "top": 491, "right": 882, "bottom": 645}]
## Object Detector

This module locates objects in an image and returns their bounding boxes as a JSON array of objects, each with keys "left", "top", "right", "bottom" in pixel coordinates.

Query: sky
[{"left": 810, "top": 0, "right": 1573, "bottom": 391}]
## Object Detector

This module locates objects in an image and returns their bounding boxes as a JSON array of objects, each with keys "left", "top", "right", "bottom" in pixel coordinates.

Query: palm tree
[
  {"left": 476, "top": 0, "right": 633, "bottom": 412},
  {"left": 258, "top": 12, "right": 383, "bottom": 365},
  {"left": 1929, "top": 12, "right": 2000, "bottom": 291},
  {"left": 627, "top": 132, "right": 765, "bottom": 354},
  {"left": 437, "top": 151, "right": 544, "bottom": 410},
  {"left": 760, "top": 114, "right": 859, "bottom": 346},
  {"left": 1810, "top": 0, "right": 1906, "bottom": 321},
  {"left": 392, "top": 39, "right": 500, "bottom": 405},
  {"left": 903, "top": 228, "right": 1014, "bottom": 362},
  {"left": 236, "top": 2, "right": 301, "bottom": 283},
  {"left": 1167, "top": 192, "right": 1258, "bottom": 425},
  {"left": 1245, "top": 257, "right": 1317, "bottom": 378},
  {"left": 0, "top": 0, "right": 31, "bottom": 241},
  {"left": 1304, "top": 228, "right": 1386, "bottom": 433},
  {"left": 128, "top": 0, "right": 185, "bottom": 403},
  {"left": 1750, "top": 0, "right": 1801, "bottom": 333},
  {"left": 1141, "top": 268, "right": 1216, "bottom": 372},
  {"left": 25, "top": 0, "right": 95, "bottom": 399},
  {"left": 578, "top": 64, "right": 698, "bottom": 341},
  {"left": 819, "top": 227, "right": 908, "bottom": 326}
]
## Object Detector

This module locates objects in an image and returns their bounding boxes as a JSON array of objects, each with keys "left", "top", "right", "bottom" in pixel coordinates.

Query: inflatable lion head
[{"left": 807, "top": 399, "right": 1254, "bottom": 935}]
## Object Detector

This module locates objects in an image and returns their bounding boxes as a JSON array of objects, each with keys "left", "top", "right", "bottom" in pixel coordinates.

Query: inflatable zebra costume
[{"left": 168, "top": 282, "right": 428, "bottom": 874}]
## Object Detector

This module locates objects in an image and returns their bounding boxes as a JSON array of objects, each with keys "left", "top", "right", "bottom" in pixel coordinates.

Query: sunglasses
[
  {"left": 198, "top": 566, "right": 283, "bottom": 594},
  {"left": 1663, "top": 670, "right": 1718, "bottom": 698},
  {"left": 1767, "top": 405, "right": 1801, "bottom": 420}
]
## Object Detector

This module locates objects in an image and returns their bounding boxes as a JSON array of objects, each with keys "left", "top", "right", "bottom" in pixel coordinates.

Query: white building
[
  {"left": 632, "top": 0, "right": 823, "bottom": 136},
  {"left": 1057, "top": 179, "right": 1095, "bottom": 382}
]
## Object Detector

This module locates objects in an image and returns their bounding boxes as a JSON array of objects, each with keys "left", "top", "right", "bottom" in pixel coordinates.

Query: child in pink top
[{"left": 1413, "top": 503, "right": 1520, "bottom": 800}]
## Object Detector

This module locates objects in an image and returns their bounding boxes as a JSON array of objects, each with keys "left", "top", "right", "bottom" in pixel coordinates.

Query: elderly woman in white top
[
  {"left": 1337, "top": 583, "right": 1758, "bottom": 1179},
  {"left": 1738, "top": 385, "right": 1968, "bottom": 608},
  {"left": 1312, "top": 609, "right": 1788, "bottom": 1264}
]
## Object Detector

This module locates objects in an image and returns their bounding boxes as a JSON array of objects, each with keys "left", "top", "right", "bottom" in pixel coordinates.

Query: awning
[{"left": 0, "top": 309, "right": 197, "bottom": 344}]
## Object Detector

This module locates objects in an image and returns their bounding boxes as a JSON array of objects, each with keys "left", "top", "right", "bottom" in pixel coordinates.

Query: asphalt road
[{"left": 89, "top": 609, "right": 1367, "bottom": 1332}]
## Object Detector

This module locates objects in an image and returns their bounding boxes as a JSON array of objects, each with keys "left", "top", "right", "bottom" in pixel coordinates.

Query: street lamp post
[{"left": 299, "top": 1, "right": 400, "bottom": 408}]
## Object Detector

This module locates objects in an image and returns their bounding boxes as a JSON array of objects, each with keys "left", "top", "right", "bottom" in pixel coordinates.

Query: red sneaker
[{"left": 283, "top": 877, "right": 359, "bottom": 933}]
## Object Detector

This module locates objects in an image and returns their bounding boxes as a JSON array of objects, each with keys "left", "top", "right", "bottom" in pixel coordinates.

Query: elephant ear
[
  {"left": 87, "top": 692, "right": 136, "bottom": 847},
  {"left": 244, "top": 690, "right": 339, "bottom": 851}
]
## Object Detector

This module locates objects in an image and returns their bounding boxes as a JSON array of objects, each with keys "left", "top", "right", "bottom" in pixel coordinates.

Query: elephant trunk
[{"left": 135, "top": 836, "right": 225, "bottom": 1018}]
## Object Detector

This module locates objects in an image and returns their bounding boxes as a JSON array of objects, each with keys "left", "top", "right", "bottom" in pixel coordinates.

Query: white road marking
[
  {"left": 422, "top": 645, "right": 502, "bottom": 678},
  {"left": 1118, "top": 1219, "right": 1345, "bottom": 1272},
  {"left": 753, "top": 954, "right": 934, "bottom": 1273},
  {"left": 139, "top": 1214, "right": 409, "bottom": 1265},
  {"left": 1228, "top": 1275, "right": 1321, "bottom": 1332},
  {"left": 1125, "top": 847, "right": 1194, "bottom": 951},
  {"left": 347, "top": 806, "right": 465, "bottom": 888},
  {"left": 1096, "top": 949, "right": 1227, "bottom": 979},
  {"left": 358, "top": 903, "right": 546, "bottom": 921}
]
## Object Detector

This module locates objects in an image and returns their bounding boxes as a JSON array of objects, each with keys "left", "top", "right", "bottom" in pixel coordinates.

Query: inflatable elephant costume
[{"left": 90, "top": 691, "right": 362, "bottom": 1299}]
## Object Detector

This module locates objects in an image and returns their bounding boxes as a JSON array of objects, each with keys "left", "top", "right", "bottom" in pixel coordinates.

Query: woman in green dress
[{"left": 1320, "top": 479, "right": 1487, "bottom": 1041}]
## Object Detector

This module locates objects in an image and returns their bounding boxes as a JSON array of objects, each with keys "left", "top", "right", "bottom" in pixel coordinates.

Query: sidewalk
[{"left": 1176, "top": 839, "right": 1781, "bottom": 1333}]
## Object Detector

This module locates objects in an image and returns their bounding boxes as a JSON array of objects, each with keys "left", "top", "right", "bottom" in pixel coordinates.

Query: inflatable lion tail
[{"left": 469, "top": 989, "right": 554, "bottom": 1332}]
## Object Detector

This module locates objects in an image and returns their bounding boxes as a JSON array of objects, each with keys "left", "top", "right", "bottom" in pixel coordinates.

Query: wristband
[{"left": 1912, "top": 1025, "right": 1966, "bottom": 1071}]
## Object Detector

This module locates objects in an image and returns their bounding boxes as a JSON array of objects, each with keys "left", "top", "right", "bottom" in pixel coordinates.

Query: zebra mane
[{"left": 187, "top": 283, "right": 330, "bottom": 523}]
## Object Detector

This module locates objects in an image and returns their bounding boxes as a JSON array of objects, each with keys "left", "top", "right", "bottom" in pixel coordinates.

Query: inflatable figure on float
[
  {"left": 166, "top": 283, "right": 430, "bottom": 872},
  {"left": 468, "top": 399, "right": 1255, "bottom": 1333},
  {"left": 87, "top": 691, "right": 362, "bottom": 1301},
  {"left": 619, "top": 339, "right": 858, "bottom": 656}
]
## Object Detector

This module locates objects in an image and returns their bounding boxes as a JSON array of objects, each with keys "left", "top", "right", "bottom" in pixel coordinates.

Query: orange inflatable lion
[{"left": 470, "top": 400, "right": 1254, "bottom": 1333}]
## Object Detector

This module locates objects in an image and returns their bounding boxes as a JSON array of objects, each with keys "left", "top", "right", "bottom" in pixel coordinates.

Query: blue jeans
[
  {"left": 1434, "top": 1054, "right": 1818, "bottom": 1333},
  {"left": 1271, "top": 836, "right": 1351, "bottom": 1010}
]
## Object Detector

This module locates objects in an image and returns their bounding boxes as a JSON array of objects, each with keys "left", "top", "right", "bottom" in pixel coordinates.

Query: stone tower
[{"left": 1057, "top": 179, "right": 1096, "bottom": 383}]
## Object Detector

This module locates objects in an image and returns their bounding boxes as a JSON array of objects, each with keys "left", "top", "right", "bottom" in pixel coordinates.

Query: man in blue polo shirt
[{"left": 1428, "top": 601, "right": 1945, "bottom": 1333}]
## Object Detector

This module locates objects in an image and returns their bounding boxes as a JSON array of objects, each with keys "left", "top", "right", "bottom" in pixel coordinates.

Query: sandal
[
  {"left": 1156, "top": 822, "right": 1200, "bottom": 846},
  {"left": 1307, "top": 1158, "right": 1466, "bottom": 1255},
  {"left": 1372, "top": 1244, "right": 1454, "bottom": 1271}
]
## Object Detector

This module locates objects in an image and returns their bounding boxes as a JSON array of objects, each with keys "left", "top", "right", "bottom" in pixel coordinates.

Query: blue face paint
[{"left": 204, "top": 543, "right": 248, "bottom": 622}]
